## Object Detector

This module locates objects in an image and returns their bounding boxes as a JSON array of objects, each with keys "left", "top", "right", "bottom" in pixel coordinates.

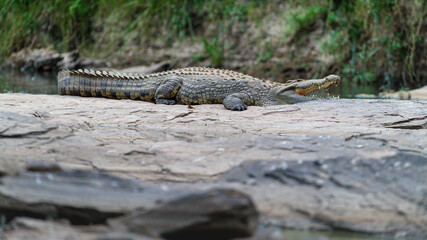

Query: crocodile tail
[{"left": 57, "top": 69, "right": 143, "bottom": 99}]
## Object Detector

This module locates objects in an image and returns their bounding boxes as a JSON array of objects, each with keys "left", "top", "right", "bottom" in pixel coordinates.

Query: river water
[
  {"left": 280, "top": 230, "right": 413, "bottom": 240},
  {"left": 0, "top": 69, "right": 381, "bottom": 98},
  {"left": 0, "top": 69, "right": 58, "bottom": 94}
]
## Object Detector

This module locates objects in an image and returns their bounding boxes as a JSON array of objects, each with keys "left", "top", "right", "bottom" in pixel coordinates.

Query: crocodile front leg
[
  {"left": 223, "top": 92, "right": 255, "bottom": 111},
  {"left": 155, "top": 76, "right": 183, "bottom": 105}
]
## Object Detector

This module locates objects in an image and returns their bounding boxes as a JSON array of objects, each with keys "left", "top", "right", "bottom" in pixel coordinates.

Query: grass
[
  {"left": 201, "top": 32, "right": 225, "bottom": 67},
  {"left": 0, "top": 0, "right": 97, "bottom": 55},
  {"left": 0, "top": 0, "right": 425, "bottom": 89},
  {"left": 284, "top": 5, "right": 328, "bottom": 39},
  {"left": 256, "top": 41, "right": 275, "bottom": 63}
]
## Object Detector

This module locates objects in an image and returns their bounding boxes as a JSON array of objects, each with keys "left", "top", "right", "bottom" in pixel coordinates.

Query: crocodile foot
[{"left": 230, "top": 103, "right": 248, "bottom": 111}]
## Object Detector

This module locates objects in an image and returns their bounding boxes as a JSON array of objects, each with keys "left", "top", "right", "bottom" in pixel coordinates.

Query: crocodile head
[{"left": 271, "top": 75, "right": 340, "bottom": 104}]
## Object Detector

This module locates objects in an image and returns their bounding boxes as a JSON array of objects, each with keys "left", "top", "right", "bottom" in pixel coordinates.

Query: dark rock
[
  {"left": 2, "top": 48, "right": 106, "bottom": 71},
  {"left": 0, "top": 169, "right": 147, "bottom": 224},
  {"left": 3, "top": 48, "right": 61, "bottom": 71},
  {"left": 218, "top": 152, "right": 427, "bottom": 237},
  {"left": 0, "top": 168, "right": 258, "bottom": 239},
  {"left": 113, "top": 188, "right": 258, "bottom": 240},
  {"left": 33, "top": 53, "right": 62, "bottom": 71},
  {"left": 26, "top": 161, "right": 62, "bottom": 172}
]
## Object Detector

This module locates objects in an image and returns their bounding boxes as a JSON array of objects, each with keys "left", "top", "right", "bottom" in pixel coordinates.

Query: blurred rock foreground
[{"left": 0, "top": 93, "right": 426, "bottom": 239}]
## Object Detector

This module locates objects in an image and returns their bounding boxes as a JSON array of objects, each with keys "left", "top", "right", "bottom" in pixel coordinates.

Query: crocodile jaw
[{"left": 294, "top": 75, "right": 340, "bottom": 96}]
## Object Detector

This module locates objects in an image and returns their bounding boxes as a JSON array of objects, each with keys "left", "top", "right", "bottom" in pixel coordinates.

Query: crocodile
[{"left": 58, "top": 67, "right": 340, "bottom": 111}]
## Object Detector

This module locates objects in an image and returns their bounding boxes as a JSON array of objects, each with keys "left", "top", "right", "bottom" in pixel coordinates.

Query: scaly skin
[{"left": 58, "top": 67, "right": 340, "bottom": 111}]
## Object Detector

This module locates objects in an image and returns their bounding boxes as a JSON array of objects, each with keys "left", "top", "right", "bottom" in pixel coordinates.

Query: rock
[
  {"left": 383, "top": 116, "right": 427, "bottom": 129},
  {"left": 4, "top": 217, "right": 99, "bottom": 240},
  {"left": 2, "top": 48, "right": 106, "bottom": 71},
  {"left": 26, "top": 160, "right": 62, "bottom": 172},
  {"left": 381, "top": 85, "right": 427, "bottom": 100},
  {"left": 0, "top": 170, "right": 127, "bottom": 224},
  {"left": 3, "top": 48, "right": 61, "bottom": 71},
  {"left": 0, "top": 112, "right": 57, "bottom": 138},
  {"left": 0, "top": 161, "right": 20, "bottom": 177},
  {"left": 33, "top": 53, "right": 62, "bottom": 71},
  {"left": 0, "top": 93, "right": 426, "bottom": 238},
  {"left": 0, "top": 168, "right": 258, "bottom": 238},
  {"left": 79, "top": 58, "right": 107, "bottom": 69},
  {"left": 57, "top": 50, "right": 81, "bottom": 69},
  {"left": 219, "top": 152, "right": 427, "bottom": 236},
  {"left": 3, "top": 48, "right": 175, "bottom": 73},
  {"left": 4, "top": 217, "right": 158, "bottom": 240},
  {"left": 112, "top": 188, "right": 258, "bottom": 239},
  {"left": 120, "top": 61, "right": 174, "bottom": 74}
]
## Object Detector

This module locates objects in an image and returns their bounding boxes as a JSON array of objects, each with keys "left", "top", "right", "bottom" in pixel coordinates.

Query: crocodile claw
[{"left": 231, "top": 104, "right": 247, "bottom": 111}]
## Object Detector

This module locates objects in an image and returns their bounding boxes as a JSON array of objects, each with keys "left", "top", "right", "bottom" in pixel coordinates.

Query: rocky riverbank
[
  {"left": 381, "top": 86, "right": 427, "bottom": 101},
  {"left": 2, "top": 48, "right": 106, "bottom": 71},
  {"left": 0, "top": 94, "right": 426, "bottom": 239}
]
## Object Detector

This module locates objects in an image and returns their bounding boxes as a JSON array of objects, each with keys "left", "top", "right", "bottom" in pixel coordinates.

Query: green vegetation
[
  {"left": 284, "top": 5, "right": 328, "bottom": 38},
  {"left": 1, "top": 0, "right": 425, "bottom": 89},
  {"left": 201, "top": 32, "right": 225, "bottom": 68},
  {"left": 0, "top": 0, "right": 97, "bottom": 55},
  {"left": 256, "top": 41, "right": 274, "bottom": 63},
  {"left": 329, "top": 0, "right": 425, "bottom": 89}
]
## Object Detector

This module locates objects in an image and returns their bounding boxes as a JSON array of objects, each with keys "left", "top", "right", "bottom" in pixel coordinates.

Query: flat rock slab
[
  {"left": 0, "top": 94, "right": 425, "bottom": 180},
  {"left": 0, "top": 93, "right": 427, "bottom": 238}
]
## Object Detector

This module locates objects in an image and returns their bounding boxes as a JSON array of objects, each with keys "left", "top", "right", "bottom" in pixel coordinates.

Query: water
[
  {"left": 302, "top": 77, "right": 380, "bottom": 99},
  {"left": 0, "top": 69, "right": 380, "bottom": 98},
  {"left": 323, "top": 77, "right": 380, "bottom": 99},
  {"left": 280, "top": 230, "right": 416, "bottom": 240},
  {"left": 0, "top": 69, "right": 58, "bottom": 94}
]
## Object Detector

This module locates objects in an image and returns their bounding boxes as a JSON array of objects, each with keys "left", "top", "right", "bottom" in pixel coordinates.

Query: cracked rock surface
[{"left": 0, "top": 93, "right": 426, "bottom": 239}]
